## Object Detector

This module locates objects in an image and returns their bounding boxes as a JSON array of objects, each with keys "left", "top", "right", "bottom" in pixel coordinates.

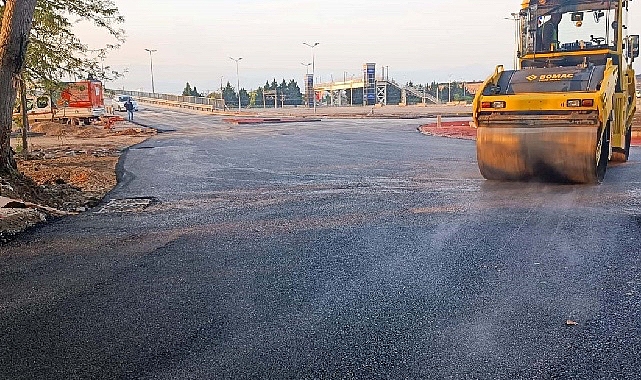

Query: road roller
[{"left": 473, "top": 0, "right": 639, "bottom": 183}]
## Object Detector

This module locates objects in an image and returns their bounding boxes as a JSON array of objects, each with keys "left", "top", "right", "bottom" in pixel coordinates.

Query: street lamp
[
  {"left": 505, "top": 13, "right": 520, "bottom": 70},
  {"left": 144, "top": 48, "right": 157, "bottom": 94},
  {"left": 350, "top": 74, "right": 354, "bottom": 106},
  {"left": 303, "top": 42, "right": 319, "bottom": 113},
  {"left": 220, "top": 76, "right": 225, "bottom": 109},
  {"left": 301, "top": 62, "right": 312, "bottom": 75},
  {"left": 229, "top": 57, "right": 242, "bottom": 111}
]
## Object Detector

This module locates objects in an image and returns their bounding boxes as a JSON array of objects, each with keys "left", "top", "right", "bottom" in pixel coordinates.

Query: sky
[{"left": 77, "top": 0, "right": 641, "bottom": 95}]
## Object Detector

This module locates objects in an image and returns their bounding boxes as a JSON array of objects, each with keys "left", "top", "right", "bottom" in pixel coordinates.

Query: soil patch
[
  {"left": 418, "top": 120, "right": 477, "bottom": 140},
  {"left": 419, "top": 104, "right": 641, "bottom": 144},
  {"left": 1, "top": 121, "right": 155, "bottom": 241}
]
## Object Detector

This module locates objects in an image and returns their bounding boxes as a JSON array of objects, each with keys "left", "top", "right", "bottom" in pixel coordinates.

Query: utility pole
[
  {"left": 229, "top": 57, "right": 242, "bottom": 111},
  {"left": 144, "top": 48, "right": 157, "bottom": 93}
]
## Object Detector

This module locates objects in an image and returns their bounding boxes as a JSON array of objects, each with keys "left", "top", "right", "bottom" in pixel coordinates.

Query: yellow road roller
[{"left": 473, "top": 0, "right": 639, "bottom": 183}]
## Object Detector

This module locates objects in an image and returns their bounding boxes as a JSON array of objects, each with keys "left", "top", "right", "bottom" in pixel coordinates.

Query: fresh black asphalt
[{"left": 1, "top": 106, "right": 641, "bottom": 379}]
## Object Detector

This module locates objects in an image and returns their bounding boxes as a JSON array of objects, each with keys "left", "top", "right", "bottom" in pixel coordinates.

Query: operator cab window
[
  {"left": 555, "top": 9, "right": 614, "bottom": 52},
  {"left": 524, "top": 6, "right": 618, "bottom": 55}
]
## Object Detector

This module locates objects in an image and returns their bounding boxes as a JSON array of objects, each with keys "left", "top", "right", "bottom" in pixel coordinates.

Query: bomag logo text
[{"left": 538, "top": 73, "right": 574, "bottom": 82}]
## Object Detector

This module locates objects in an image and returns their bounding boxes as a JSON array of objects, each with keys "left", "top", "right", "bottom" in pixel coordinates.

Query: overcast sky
[{"left": 78, "top": 0, "right": 641, "bottom": 94}]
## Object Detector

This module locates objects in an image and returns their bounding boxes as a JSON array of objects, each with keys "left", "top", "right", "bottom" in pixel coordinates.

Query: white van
[{"left": 114, "top": 95, "right": 139, "bottom": 112}]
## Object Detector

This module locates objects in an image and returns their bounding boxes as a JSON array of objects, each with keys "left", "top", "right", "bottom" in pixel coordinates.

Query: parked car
[{"left": 114, "top": 95, "right": 139, "bottom": 112}]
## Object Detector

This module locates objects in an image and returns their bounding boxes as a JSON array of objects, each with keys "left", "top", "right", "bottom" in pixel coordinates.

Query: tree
[
  {"left": 222, "top": 81, "right": 237, "bottom": 105},
  {"left": 1, "top": 0, "right": 124, "bottom": 168},
  {"left": 182, "top": 82, "right": 202, "bottom": 97},
  {"left": 286, "top": 79, "right": 302, "bottom": 106},
  {"left": 182, "top": 82, "right": 193, "bottom": 96},
  {"left": 25, "top": 0, "right": 124, "bottom": 90},
  {"left": 259, "top": 78, "right": 303, "bottom": 107},
  {"left": 254, "top": 87, "right": 264, "bottom": 107},
  {"left": 0, "top": 0, "right": 37, "bottom": 172},
  {"left": 239, "top": 88, "right": 249, "bottom": 107}
]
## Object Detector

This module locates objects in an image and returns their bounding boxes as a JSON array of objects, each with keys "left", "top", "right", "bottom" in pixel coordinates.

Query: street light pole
[
  {"left": 144, "top": 48, "right": 157, "bottom": 94},
  {"left": 301, "top": 62, "right": 312, "bottom": 75},
  {"left": 505, "top": 13, "right": 520, "bottom": 70},
  {"left": 350, "top": 75, "right": 354, "bottom": 107},
  {"left": 229, "top": 57, "right": 243, "bottom": 111},
  {"left": 220, "top": 76, "right": 225, "bottom": 109},
  {"left": 303, "top": 42, "right": 319, "bottom": 113}
]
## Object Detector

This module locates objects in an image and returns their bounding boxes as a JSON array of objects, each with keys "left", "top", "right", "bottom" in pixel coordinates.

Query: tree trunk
[
  {"left": 20, "top": 75, "right": 28, "bottom": 155},
  {"left": 0, "top": 0, "right": 37, "bottom": 172}
]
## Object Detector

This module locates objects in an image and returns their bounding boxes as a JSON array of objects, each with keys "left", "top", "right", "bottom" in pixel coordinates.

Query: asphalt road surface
[{"left": 1, "top": 106, "right": 641, "bottom": 379}]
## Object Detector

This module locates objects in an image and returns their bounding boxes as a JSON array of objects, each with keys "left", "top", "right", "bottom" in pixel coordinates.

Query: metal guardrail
[{"left": 109, "top": 89, "right": 226, "bottom": 111}]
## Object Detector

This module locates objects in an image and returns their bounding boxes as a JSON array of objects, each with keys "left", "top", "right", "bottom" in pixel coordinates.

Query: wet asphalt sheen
[{"left": 1, "top": 106, "right": 641, "bottom": 379}]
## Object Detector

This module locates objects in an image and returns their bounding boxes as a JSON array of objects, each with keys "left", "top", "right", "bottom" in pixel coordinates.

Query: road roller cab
[{"left": 473, "top": 0, "right": 638, "bottom": 183}]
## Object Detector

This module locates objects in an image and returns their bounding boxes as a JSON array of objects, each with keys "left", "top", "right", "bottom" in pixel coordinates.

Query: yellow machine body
[{"left": 473, "top": 0, "right": 638, "bottom": 183}]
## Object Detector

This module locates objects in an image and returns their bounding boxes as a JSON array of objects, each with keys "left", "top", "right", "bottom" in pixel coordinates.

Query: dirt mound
[
  {"left": 30, "top": 122, "right": 112, "bottom": 139},
  {"left": 30, "top": 121, "right": 68, "bottom": 136},
  {"left": 114, "top": 128, "right": 145, "bottom": 136},
  {"left": 19, "top": 156, "right": 117, "bottom": 194},
  {"left": 73, "top": 127, "right": 109, "bottom": 138}
]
